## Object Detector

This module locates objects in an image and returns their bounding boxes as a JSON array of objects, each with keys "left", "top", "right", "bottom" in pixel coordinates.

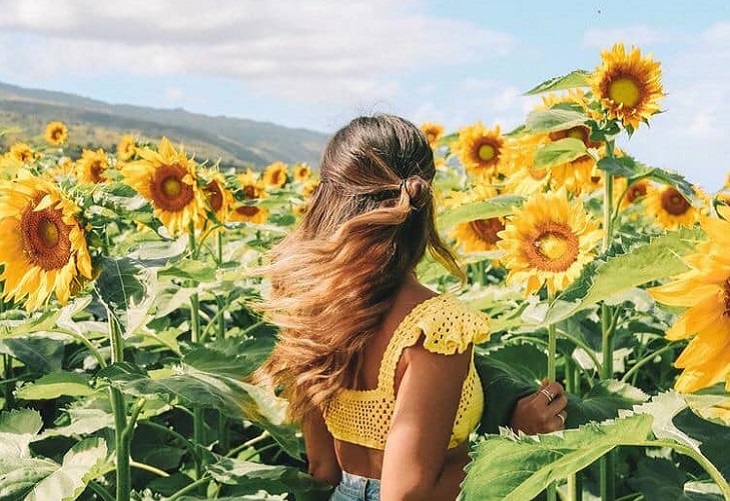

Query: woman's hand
[{"left": 509, "top": 380, "right": 567, "bottom": 434}]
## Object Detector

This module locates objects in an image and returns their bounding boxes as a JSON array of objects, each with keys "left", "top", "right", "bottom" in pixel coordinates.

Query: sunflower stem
[
  {"left": 600, "top": 143, "right": 617, "bottom": 501},
  {"left": 107, "top": 315, "right": 131, "bottom": 501},
  {"left": 188, "top": 224, "right": 206, "bottom": 485},
  {"left": 546, "top": 289, "right": 558, "bottom": 501}
]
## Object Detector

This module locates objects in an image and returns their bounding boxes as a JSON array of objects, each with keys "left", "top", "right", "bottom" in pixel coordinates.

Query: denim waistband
[{"left": 333, "top": 470, "right": 381, "bottom": 500}]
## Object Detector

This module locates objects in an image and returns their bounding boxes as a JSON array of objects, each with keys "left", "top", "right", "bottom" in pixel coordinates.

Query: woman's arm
[
  {"left": 381, "top": 341, "right": 472, "bottom": 500},
  {"left": 302, "top": 408, "right": 342, "bottom": 486}
]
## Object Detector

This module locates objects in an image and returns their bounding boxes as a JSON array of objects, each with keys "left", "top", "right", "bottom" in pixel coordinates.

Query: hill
[{"left": 0, "top": 81, "right": 329, "bottom": 169}]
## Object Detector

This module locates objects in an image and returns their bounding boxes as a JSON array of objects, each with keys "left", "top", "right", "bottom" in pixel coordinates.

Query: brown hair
[{"left": 254, "top": 114, "right": 462, "bottom": 421}]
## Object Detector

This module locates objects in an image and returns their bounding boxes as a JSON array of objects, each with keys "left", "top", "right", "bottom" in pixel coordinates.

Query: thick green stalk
[
  {"left": 108, "top": 316, "right": 130, "bottom": 501},
  {"left": 565, "top": 360, "right": 582, "bottom": 501},
  {"left": 547, "top": 291, "right": 558, "bottom": 501},
  {"left": 600, "top": 143, "right": 616, "bottom": 501},
  {"left": 188, "top": 226, "right": 205, "bottom": 481},
  {"left": 2, "top": 354, "right": 14, "bottom": 410}
]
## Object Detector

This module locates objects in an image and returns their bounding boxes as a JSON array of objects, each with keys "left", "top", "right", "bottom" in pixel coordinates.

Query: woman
[{"left": 256, "top": 115, "right": 567, "bottom": 500}]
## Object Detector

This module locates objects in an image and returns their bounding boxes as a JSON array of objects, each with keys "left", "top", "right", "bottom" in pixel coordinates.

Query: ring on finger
[
  {"left": 557, "top": 410, "right": 567, "bottom": 425},
  {"left": 540, "top": 388, "right": 555, "bottom": 403}
]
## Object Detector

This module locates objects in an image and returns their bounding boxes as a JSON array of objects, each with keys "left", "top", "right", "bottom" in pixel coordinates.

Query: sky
[{"left": 0, "top": 0, "right": 728, "bottom": 189}]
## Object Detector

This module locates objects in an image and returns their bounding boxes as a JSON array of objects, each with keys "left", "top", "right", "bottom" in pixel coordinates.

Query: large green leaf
[
  {"left": 462, "top": 414, "right": 653, "bottom": 501},
  {"left": 534, "top": 138, "right": 588, "bottom": 169},
  {"left": 93, "top": 256, "right": 157, "bottom": 335},
  {"left": 16, "top": 372, "right": 95, "bottom": 401},
  {"left": 437, "top": 195, "right": 525, "bottom": 229},
  {"left": 24, "top": 437, "right": 108, "bottom": 501},
  {"left": 0, "top": 336, "right": 65, "bottom": 373},
  {"left": 0, "top": 409, "right": 43, "bottom": 458},
  {"left": 206, "top": 456, "right": 330, "bottom": 501},
  {"left": 0, "top": 457, "right": 57, "bottom": 501},
  {"left": 36, "top": 409, "right": 113, "bottom": 441},
  {"left": 99, "top": 362, "right": 302, "bottom": 460},
  {"left": 566, "top": 379, "right": 648, "bottom": 428},
  {"left": 524, "top": 107, "right": 588, "bottom": 134},
  {"left": 543, "top": 227, "right": 704, "bottom": 326},
  {"left": 524, "top": 70, "right": 590, "bottom": 95},
  {"left": 183, "top": 336, "right": 275, "bottom": 379}
]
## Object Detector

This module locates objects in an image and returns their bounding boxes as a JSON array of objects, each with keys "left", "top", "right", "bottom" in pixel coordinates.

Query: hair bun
[{"left": 403, "top": 175, "right": 431, "bottom": 210}]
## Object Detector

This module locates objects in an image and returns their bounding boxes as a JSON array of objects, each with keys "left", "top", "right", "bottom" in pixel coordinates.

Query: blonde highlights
[{"left": 254, "top": 115, "right": 462, "bottom": 421}]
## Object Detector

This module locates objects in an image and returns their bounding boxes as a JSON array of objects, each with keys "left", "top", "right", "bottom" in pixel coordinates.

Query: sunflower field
[{"left": 0, "top": 42, "right": 729, "bottom": 501}]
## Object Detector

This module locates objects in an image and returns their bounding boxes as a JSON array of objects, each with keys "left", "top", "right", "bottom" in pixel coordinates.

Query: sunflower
[
  {"left": 725, "top": 172, "right": 730, "bottom": 190},
  {"left": 538, "top": 88, "right": 590, "bottom": 112},
  {"left": 238, "top": 169, "right": 267, "bottom": 200},
  {"left": 589, "top": 43, "right": 664, "bottom": 130},
  {"left": 647, "top": 184, "right": 697, "bottom": 230},
  {"left": 0, "top": 170, "right": 92, "bottom": 310},
  {"left": 621, "top": 179, "right": 649, "bottom": 208},
  {"left": 301, "top": 179, "right": 320, "bottom": 198},
  {"left": 292, "top": 203, "right": 308, "bottom": 217},
  {"left": 45, "top": 121, "right": 68, "bottom": 146},
  {"left": 503, "top": 133, "right": 551, "bottom": 196},
  {"left": 451, "top": 122, "right": 507, "bottom": 179},
  {"left": 75, "top": 149, "right": 109, "bottom": 184},
  {"left": 546, "top": 126, "right": 603, "bottom": 195},
  {"left": 117, "top": 134, "right": 137, "bottom": 161},
  {"left": 498, "top": 189, "right": 602, "bottom": 296},
  {"left": 229, "top": 204, "right": 269, "bottom": 224},
  {"left": 420, "top": 122, "right": 445, "bottom": 148},
  {"left": 263, "top": 162, "right": 289, "bottom": 188},
  {"left": 0, "top": 153, "right": 23, "bottom": 179},
  {"left": 9, "top": 143, "right": 35, "bottom": 163},
  {"left": 122, "top": 137, "right": 207, "bottom": 235},
  {"left": 201, "top": 171, "right": 234, "bottom": 223},
  {"left": 453, "top": 217, "right": 506, "bottom": 253},
  {"left": 649, "top": 213, "right": 730, "bottom": 392},
  {"left": 293, "top": 163, "right": 312, "bottom": 183}
]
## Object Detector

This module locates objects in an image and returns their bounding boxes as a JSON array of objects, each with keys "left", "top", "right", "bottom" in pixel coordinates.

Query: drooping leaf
[
  {"left": 534, "top": 138, "right": 588, "bottom": 169},
  {"left": 99, "top": 362, "right": 302, "bottom": 460},
  {"left": 631, "top": 391, "right": 701, "bottom": 452},
  {"left": 597, "top": 155, "right": 639, "bottom": 177},
  {"left": 24, "top": 437, "right": 109, "bottom": 501},
  {"left": 159, "top": 260, "right": 217, "bottom": 282},
  {"left": 524, "top": 70, "right": 590, "bottom": 95},
  {"left": 463, "top": 414, "right": 654, "bottom": 501},
  {"left": 543, "top": 227, "right": 704, "bottom": 326},
  {"left": 0, "top": 457, "right": 57, "bottom": 501},
  {"left": 183, "top": 336, "right": 276, "bottom": 379},
  {"left": 93, "top": 256, "right": 158, "bottom": 335},
  {"left": 16, "top": 371, "right": 95, "bottom": 401},
  {"left": 437, "top": 195, "right": 525, "bottom": 229},
  {"left": 36, "top": 409, "right": 114, "bottom": 441},
  {"left": 0, "top": 409, "right": 43, "bottom": 459},
  {"left": 0, "top": 336, "right": 65, "bottom": 373},
  {"left": 206, "top": 456, "right": 330, "bottom": 501}
]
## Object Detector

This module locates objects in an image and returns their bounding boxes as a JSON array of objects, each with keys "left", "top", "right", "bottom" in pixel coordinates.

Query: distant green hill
[{"left": 0, "top": 81, "right": 329, "bottom": 169}]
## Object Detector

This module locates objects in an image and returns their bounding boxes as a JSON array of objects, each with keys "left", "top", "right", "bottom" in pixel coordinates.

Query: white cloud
[
  {"left": 583, "top": 25, "right": 668, "bottom": 48},
  {"left": 0, "top": 0, "right": 514, "bottom": 105}
]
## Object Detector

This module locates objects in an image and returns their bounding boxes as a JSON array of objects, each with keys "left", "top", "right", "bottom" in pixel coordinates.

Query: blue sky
[{"left": 0, "top": 0, "right": 728, "bottom": 189}]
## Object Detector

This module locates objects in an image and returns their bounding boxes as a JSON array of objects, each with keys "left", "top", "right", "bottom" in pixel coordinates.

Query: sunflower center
[
  {"left": 21, "top": 204, "right": 73, "bottom": 271},
  {"left": 52, "top": 129, "right": 63, "bottom": 141},
  {"left": 660, "top": 188, "right": 691, "bottom": 216},
  {"left": 236, "top": 205, "right": 260, "bottom": 217},
  {"left": 469, "top": 218, "right": 505, "bottom": 245},
  {"left": 627, "top": 182, "right": 647, "bottom": 203},
  {"left": 525, "top": 222, "right": 580, "bottom": 272},
  {"left": 150, "top": 164, "right": 195, "bottom": 212},
  {"left": 478, "top": 143, "right": 497, "bottom": 162},
  {"left": 271, "top": 171, "right": 284, "bottom": 186},
  {"left": 89, "top": 161, "right": 105, "bottom": 183},
  {"left": 205, "top": 180, "right": 223, "bottom": 212},
  {"left": 608, "top": 76, "right": 642, "bottom": 107}
]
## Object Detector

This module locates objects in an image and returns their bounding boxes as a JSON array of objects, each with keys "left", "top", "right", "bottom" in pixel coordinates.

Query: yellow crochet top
[{"left": 323, "top": 294, "right": 490, "bottom": 450}]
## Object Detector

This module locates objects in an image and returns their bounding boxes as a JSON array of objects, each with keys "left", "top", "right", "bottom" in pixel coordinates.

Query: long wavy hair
[{"left": 254, "top": 114, "right": 463, "bottom": 421}]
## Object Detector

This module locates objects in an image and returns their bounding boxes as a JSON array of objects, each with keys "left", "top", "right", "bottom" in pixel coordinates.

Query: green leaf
[
  {"left": 524, "top": 107, "right": 587, "bottom": 134},
  {"left": 632, "top": 391, "right": 701, "bottom": 452},
  {"left": 183, "top": 336, "right": 275, "bottom": 379},
  {"left": 0, "top": 409, "right": 43, "bottom": 459},
  {"left": 437, "top": 195, "right": 525, "bottom": 229},
  {"left": 24, "top": 437, "right": 108, "bottom": 501},
  {"left": 93, "top": 256, "right": 157, "bottom": 335},
  {"left": 534, "top": 138, "right": 587, "bottom": 169},
  {"left": 206, "top": 456, "right": 330, "bottom": 501},
  {"left": 0, "top": 336, "right": 65, "bottom": 373},
  {"left": 159, "top": 260, "right": 217, "bottom": 282},
  {"left": 543, "top": 227, "right": 704, "bottom": 326},
  {"left": 16, "top": 372, "right": 95, "bottom": 401},
  {"left": 628, "top": 457, "right": 689, "bottom": 501},
  {"left": 36, "top": 409, "right": 113, "bottom": 440},
  {"left": 0, "top": 457, "right": 57, "bottom": 501},
  {"left": 524, "top": 70, "right": 590, "bottom": 95},
  {"left": 100, "top": 362, "right": 303, "bottom": 460},
  {"left": 597, "top": 155, "right": 638, "bottom": 177},
  {"left": 631, "top": 163, "right": 696, "bottom": 201},
  {"left": 462, "top": 414, "right": 653, "bottom": 501},
  {"left": 566, "top": 379, "right": 649, "bottom": 428}
]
